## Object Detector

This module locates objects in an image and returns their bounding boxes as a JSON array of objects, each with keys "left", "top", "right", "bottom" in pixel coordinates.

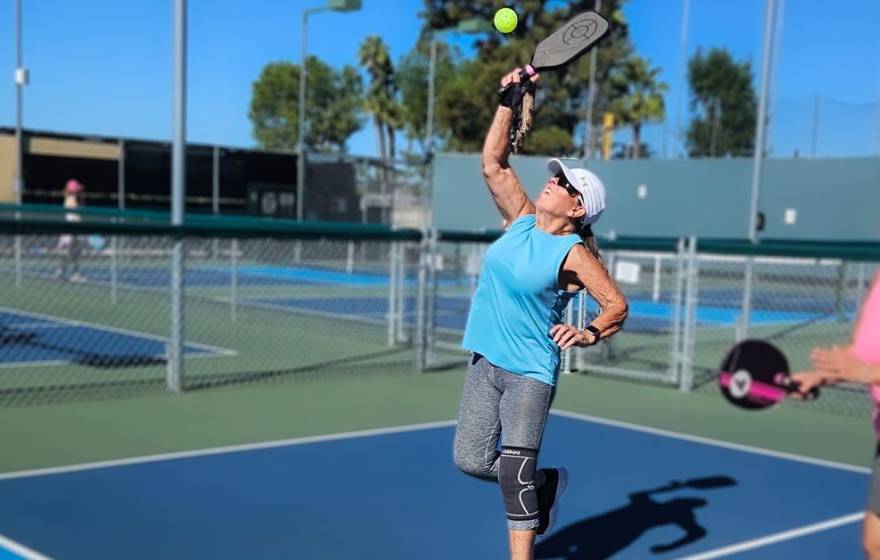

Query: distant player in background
[
  {"left": 453, "top": 67, "right": 628, "bottom": 560},
  {"left": 56, "top": 179, "right": 86, "bottom": 283},
  {"left": 793, "top": 271, "right": 880, "bottom": 558}
]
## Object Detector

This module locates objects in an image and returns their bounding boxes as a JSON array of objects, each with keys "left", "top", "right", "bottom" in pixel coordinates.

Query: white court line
[
  {"left": 0, "top": 306, "right": 237, "bottom": 358},
  {"left": 0, "top": 420, "right": 457, "bottom": 481},
  {"left": 0, "top": 533, "right": 52, "bottom": 560},
  {"left": 552, "top": 409, "right": 870, "bottom": 474},
  {"left": 673, "top": 512, "right": 864, "bottom": 560}
]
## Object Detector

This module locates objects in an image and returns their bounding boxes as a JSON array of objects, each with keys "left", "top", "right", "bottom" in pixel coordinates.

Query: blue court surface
[
  {"left": 0, "top": 412, "right": 868, "bottom": 559},
  {"left": 0, "top": 309, "right": 231, "bottom": 368},
  {"left": 252, "top": 295, "right": 836, "bottom": 334}
]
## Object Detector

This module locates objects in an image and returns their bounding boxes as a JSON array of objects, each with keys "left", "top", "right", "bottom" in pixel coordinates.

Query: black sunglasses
[{"left": 554, "top": 172, "right": 580, "bottom": 198}]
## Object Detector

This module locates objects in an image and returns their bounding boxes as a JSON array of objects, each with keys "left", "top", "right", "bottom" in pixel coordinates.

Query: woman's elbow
[
  {"left": 482, "top": 161, "right": 503, "bottom": 180},
  {"left": 615, "top": 300, "right": 629, "bottom": 326}
]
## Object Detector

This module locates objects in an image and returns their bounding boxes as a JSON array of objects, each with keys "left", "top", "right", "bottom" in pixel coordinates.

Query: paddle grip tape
[{"left": 498, "top": 446, "right": 540, "bottom": 521}]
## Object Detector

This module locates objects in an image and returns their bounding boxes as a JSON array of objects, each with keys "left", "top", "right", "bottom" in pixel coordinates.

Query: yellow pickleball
[{"left": 494, "top": 7, "right": 518, "bottom": 34}]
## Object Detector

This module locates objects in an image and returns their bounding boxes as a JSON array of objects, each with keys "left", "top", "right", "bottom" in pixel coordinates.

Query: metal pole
[
  {"left": 297, "top": 11, "right": 309, "bottom": 222},
  {"left": 583, "top": 0, "right": 601, "bottom": 160},
  {"left": 674, "top": 0, "right": 690, "bottom": 158},
  {"left": 811, "top": 95, "right": 820, "bottom": 157},
  {"left": 167, "top": 0, "right": 187, "bottom": 393},
  {"left": 14, "top": 0, "right": 24, "bottom": 203},
  {"left": 426, "top": 36, "right": 436, "bottom": 156},
  {"left": 13, "top": 0, "right": 24, "bottom": 288},
  {"left": 111, "top": 139, "right": 125, "bottom": 304},
  {"left": 212, "top": 145, "right": 219, "bottom": 261},
  {"left": 679, "top": 236, "right": 698, "bottom": 391},
  {"left": 230, "top": 238, "right": 238, "bottom": 321},
  {"left": 740, "top": 0, "right": 777, "bottom": 341},
  {"left": 747, "top": 0, "right": 777, "bottom": 242},
  {"left": 388, "top": 241, "right": 397, "bottom": 347}
]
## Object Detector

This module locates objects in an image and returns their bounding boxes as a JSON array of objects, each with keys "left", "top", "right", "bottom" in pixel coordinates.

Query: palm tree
[
  {"left": 609, "top": 56, "right": 668, "bottom": 159},
  {"left": 358, "top": 36, "right": 401, "bottom": 162}
]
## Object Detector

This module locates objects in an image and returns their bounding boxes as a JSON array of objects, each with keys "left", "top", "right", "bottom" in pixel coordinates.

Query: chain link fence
[
  {"left": 0, "top": 206, "right": 420, "bottom": 405},
  {"left": 1, "top": 204, "right": 878, "bottom": 417},
  {"left": 421, "top": 233, "right": 880, "bottom": 417}
]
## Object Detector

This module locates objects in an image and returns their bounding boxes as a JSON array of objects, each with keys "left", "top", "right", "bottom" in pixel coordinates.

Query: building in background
[{"left": 0, "top": 127, "right": 415, "bottom": 225}]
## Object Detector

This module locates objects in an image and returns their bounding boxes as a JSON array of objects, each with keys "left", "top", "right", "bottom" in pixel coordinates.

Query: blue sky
[{"left": 0, "top": 0, "right": 877, "bottom": 158}]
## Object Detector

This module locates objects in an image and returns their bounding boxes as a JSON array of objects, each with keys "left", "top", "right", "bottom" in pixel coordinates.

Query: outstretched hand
[{"left": 499, "top": 67, "right": 540, "bottom": 89}]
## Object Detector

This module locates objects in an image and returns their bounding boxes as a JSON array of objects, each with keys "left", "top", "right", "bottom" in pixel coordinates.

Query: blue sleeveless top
[{"left": 462, "top": 214, "right": 582, "bottom": 386}]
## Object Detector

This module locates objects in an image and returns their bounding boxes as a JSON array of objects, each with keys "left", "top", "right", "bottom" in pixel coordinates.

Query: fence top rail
[
  {"left": 697, "top": 238, "right": 880, "bottom": 262},
  {"left": 0, "top": 212, "right": 422, "bottom": 242}
]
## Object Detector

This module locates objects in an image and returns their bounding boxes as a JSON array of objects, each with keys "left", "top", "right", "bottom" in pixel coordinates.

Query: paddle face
[
  {"left": 528, "top": 11, "right": 610, "bottom": 71},
  {"left": 718, "top": 340, "right": 799, "bottom": 410}
]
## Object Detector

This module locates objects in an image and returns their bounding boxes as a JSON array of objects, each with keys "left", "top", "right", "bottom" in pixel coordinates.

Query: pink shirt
[{"left": 851, "top": 277, "right": 880, "bottom": 431}]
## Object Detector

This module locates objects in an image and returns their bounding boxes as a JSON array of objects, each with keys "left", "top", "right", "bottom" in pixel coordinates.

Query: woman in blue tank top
[{"left": 453, "top": 67, "right": 628, "bottom": 559}]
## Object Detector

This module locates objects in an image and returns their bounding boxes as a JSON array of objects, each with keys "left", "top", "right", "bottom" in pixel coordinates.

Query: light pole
[
  {"left": 424, "top": 17, "right": 492, "bottom": 228},
  {"left": 297, "top": 0, "right": 361, "bottom": 222},
  {"left": 583, "top": 0, "right": 601, "bottom": 160},
  {"left": 426, "top": 18, "right": 493, "bottom": 157},
  {"left": 14, "top": 0, "right": 27, "bottom": 203}
]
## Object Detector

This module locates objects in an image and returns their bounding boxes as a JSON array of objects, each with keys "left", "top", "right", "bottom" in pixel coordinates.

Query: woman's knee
[{"left": 453, "top": 447, "right": 496, "bottom": 479}]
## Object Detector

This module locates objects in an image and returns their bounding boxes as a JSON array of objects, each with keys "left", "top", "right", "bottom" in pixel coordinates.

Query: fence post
[
  {"left": 230, "top": 238, "right": 239, "bottom": 322},
  {"left": 425, "top": 229, "right": 439, "bottom": 368},
  {"left": 562, "top": 298, "right": 575, "bottom": 374},
  {"left": 414, "top": 231, "right": 428, "bottom": 372},
  {"left": 737, "top": 257, "right": 754, "bottom": 341},
  {"left": 14, "top": 235, "right": 21, "bottom": 287},
  {"left": 387, "top": 241, "right": 397, "bottom": 347},
  {"left": 669, "top": 237, "right": 687, "bottom": 385},
  {"left": 679, "top": 236, "right": 699, "bottom": 392}
]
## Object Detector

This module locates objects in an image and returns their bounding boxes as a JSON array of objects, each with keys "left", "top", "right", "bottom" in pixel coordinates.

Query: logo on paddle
[{"left": 729, "top": 369, "right": 752, "bottom": 399}]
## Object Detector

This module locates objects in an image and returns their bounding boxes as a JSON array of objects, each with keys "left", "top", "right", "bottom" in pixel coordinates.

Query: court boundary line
[
  {"left": 0, "top": 420, "right": 458, "bottom": 481},
  {"left": 552, "top": 409, "right": 871, "bottom": 474},
  {"left": 0, "top": 409, "right": 869, "bottom": 481},
  {"left": 0, "top": 532, "right": 51, "bottom": 560},
  {"left": 673, "top": 512, "right": 864, "bottom": 559}
]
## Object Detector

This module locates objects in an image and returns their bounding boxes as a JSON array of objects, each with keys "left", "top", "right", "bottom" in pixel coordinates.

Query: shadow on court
[{"left": 535, "top": 475, "right": 737, "bottom": 560}]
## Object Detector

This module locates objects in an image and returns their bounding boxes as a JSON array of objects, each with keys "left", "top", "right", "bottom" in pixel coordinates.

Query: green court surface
[{"left": 0, "top": 363, "right": 873, "bottom": 476}]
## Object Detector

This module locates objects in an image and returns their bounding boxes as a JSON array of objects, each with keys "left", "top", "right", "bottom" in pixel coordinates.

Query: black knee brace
[{"left": 498, "top": 446, "right": 539, "bottom": 521}]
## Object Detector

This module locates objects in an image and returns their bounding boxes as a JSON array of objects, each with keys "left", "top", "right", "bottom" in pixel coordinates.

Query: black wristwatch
[{"left": 583, "top": 324, "right": 601, "bottom": 345}]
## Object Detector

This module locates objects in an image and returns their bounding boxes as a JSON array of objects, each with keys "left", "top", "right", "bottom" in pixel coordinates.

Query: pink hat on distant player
[{"left": 64, "top": 179, "right": 84, "bottom": 194}]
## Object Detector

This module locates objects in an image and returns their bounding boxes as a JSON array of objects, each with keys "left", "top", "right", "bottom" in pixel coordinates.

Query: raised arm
[
  {"left": 481, "top": 69, "right": 537, "bottom": 224},
  {"left": 551, "top": 244, "right": 628, "bottom": 349}
]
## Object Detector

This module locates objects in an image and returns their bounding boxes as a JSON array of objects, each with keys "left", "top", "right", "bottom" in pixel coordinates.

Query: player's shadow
[{"left": 535, "top": 475, "right": 737, "bottom": 560}]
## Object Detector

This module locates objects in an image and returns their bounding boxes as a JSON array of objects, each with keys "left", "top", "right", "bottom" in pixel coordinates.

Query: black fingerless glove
[{"left": 498, "top": 78, "right": 535, "bottom": 109}]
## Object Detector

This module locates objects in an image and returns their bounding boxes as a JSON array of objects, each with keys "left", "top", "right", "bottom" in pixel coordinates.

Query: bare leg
[
  {"left": 509, "top": 529, "right": 536, "bottom": 560},
  {"left": 863, "top": 510, "right": 880, "bottom": 559}
]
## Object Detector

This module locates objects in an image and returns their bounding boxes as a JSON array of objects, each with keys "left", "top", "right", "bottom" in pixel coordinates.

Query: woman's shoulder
[{"left": 507, "top": 213, "right": 536, "bottom": 231}]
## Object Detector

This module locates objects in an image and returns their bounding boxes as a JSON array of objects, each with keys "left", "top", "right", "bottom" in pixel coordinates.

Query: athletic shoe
[
  {"left": 536, "top": 467, "right": 569, "bottom": 536},
  {"left": 69, "top": 273, "right": 87, "bottom": 283}
]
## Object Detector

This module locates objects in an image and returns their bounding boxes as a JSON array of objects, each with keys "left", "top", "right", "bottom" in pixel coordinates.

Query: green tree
[
  {"left": 359, "top": 36, "right": 403, "bottom": 161},
  {"left": 608, "top": 55, "right": 667, "bottom": 159},
  {"left": 686, "top": 48, "right": 757, "bottom": 157},
  {"left": 396, "top": 40, "right": 457, "bottom": 155},
  {"left": 248, "top": 58, "right": 363, "bottom": 152},
  {"left": 422, "top": 0, "right": 635, "bottom": 155}
]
